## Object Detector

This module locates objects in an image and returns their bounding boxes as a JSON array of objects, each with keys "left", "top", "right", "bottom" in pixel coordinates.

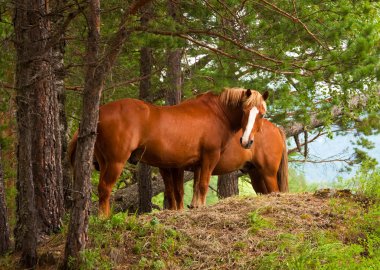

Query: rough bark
[
  {"left": 136, "top": 5, "right": 153, "bottom": 214},
  {"left": 13, "top": 0, "right": 65, "bottom": 239},
  {"left": 0, "top": 143, "right": 10, "bottom": 255},
  {"left": 51, "top": 0, "right": 72, "bottom": 210},
  {"left": 14, "top": 0, "right": 49, "bottom": 266},
  {"left": 63, "top": 0, "right": 101, "bottom": 267},
  {"left": 163, "top": 47, "right": 182, "bottom": 210},
  {"left": 165, "top": 0, "right": 183, "bottom": 106},
  {"left": 217, "top": 172, "right": 239, "bottom": 199},
  {"left": 31, "top": 60, "right": 64, "bottom": 235},
  {"left": 35, "top": 1, "right": 64, "bottom": 236},
  {"left": 137, "top": 163, "right": 153, "bottom": 213},
  {"left": 166, "top": 49, "right": 183, "bottom": 105},
  {"left": 64, "top": 1, "right": 152, "bottom": 267},
  {"left": 14, "top": 91, "right": 37, "bottom": 266}
]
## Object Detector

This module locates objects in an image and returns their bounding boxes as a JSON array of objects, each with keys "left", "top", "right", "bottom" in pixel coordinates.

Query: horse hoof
[{"left": 187, "top": 204, "right": 194, "bottom": 209}]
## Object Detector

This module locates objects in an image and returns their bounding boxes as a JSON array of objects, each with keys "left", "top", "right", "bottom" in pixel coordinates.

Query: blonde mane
[{"left": 219, "top": 87, "right": 264, "bottom": 108}]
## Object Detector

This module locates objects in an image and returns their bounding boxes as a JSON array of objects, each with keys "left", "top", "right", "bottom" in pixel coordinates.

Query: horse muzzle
[{"left": 240, "top": 137, "right": 253, "bottom": 149}]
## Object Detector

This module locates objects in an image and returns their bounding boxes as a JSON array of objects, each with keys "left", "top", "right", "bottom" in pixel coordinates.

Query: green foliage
[
  {"left": 253, "top": 199, "right": 380, "bottom": 269},
  {"left": 77, "top": 212, "right": 131, "bottom": 269},
  {"left": 336, "top": 161, "right": 380, "bottom": 199},
  {"left": 127, "top": 218, "right": 185, "bottom": 269},
  {"left": 78, "top": 249, "right": 113, "bottom": 270},
  {"left": 60, "top": 0, "right": 380, "bottom": 143},
  {"left": 248, "top": 210, "right": 272, "bottom": 234},
  {"left": 84, "top": 211, "right": 186, "bottom": 269},
  {"left": 256, "top": 233, "right": 369, "bottom": 270},
  {"left": 356, "top": 114, "right": 380, "bottom": 136}
]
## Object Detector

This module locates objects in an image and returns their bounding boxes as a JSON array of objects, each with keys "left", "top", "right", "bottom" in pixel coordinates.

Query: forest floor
[{"left": 1, "top": 190, "right": 379, "bottom": 269}]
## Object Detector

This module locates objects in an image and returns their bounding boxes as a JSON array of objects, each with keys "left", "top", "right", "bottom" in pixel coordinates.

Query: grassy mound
[{"left": 3, "top": 191, "right": 378, "bottom": 270}]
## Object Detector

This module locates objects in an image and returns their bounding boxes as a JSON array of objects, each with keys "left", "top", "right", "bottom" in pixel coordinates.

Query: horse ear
[
  {"left": 246, "top": 89, "right": 252, "bottom": 98},
  {"left": 262, "top": 90, "right": 269, "bottom": 101}
]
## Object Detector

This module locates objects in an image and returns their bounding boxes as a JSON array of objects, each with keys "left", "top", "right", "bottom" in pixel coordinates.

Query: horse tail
[
  {"left": 68, "top": 131, "right": 100, "bottom": 171},
  {"left": 277, "top": 127, "right": 289, "bottom": 192},
  {"left": 68, "top": 131, "right": 78, "bottom": 168}
]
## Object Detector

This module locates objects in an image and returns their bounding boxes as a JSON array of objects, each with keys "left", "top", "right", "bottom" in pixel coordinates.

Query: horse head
[{"left": 240, "top": 89, "right": 269, "bottom": 149}]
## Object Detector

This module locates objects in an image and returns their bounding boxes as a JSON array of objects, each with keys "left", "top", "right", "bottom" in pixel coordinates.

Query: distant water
[{"left": 289, "top": 133, "right": 380, "bottom": 186}]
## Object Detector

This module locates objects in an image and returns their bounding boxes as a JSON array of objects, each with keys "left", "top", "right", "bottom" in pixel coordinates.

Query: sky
[{"left": 294, "top": 132, "right": 380, "bottom": 186}]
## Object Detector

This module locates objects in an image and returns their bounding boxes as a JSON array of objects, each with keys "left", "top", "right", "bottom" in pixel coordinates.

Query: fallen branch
[{"left": 112, "top": 171, "right": 193, "bottom": 213}]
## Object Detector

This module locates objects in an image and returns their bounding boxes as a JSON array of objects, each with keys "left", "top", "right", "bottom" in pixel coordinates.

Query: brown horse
[
  {"left": 160, "top": 119, "right": 288, "bottom": 210},
  {"left": 69, "top": 88, "right": 268, "bottom": 216},
  {"left": 215, "top": 119, "right": 288, "bottom": 194}
]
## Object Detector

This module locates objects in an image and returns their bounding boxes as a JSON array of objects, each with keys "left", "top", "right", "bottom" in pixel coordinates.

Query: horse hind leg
[
  {"left": 264, "top": 174, "right": 280, "bottom": 193},
  {"left": 189, "top": 168, "right": 201, "bottom": 208},
  {"left": 159, "top": 168, "right": 177, "bottom": 210},
  {"left": 248, "top": 170, "right": 268, "bottom": 195},
  {"left": 98, "top": 161, "right": 125, "bottom": 217},
  {"left": 250, "top": 168, "right": 280, "bottom": 194},
  {"left": 198, "top": 169, "right": 212, "bottom": 206},
  {"left": 197, "top": 154, "right": 219, "bottom": 207}
]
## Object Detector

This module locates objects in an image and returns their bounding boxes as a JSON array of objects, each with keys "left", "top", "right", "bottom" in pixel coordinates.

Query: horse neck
[{"left": 215, "top": 100, "right": 244, "bottom": 132}]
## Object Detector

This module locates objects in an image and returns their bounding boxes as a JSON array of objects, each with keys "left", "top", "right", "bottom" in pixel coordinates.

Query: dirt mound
[
  {"left": 126, "top": 191, "right": 374, "bottom": 269},
  {"left": 3, "top": 191, "right": 377, "bottom": 270}
]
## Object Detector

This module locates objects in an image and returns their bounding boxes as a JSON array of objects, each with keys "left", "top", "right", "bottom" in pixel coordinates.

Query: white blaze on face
[{"left": 241, "top": 107, "right": 259, "bottom": 145}]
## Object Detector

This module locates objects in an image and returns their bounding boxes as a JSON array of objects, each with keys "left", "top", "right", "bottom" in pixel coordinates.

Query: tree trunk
[
  {"left": 50, "top": 1, "right": 72, "bottom": 210},
  {"left": 165, "top": 0, "right": 183, "bottom": 106},
  {"left": 14, "top": 0, "right": 52, "bottom": 266},
  {"left": 31, "top": 59, "right": 64, "bottom": 235},
  {"left": 0, "top": 143, "right": 10, "bottom": 255},
  {"left": 163, "top": 48, "right": 182, "bottom": 209},
  {"left": 137, "top": 163, "right": 152, "bottom": 213},
  {"left": 162, "top": 0, "right": 183, "bottom": 209},
  {"left": 166, "top": 49, "right": 183, "bottom": 105},
  {"left": 13, "top": 0, "right": 64, "bottom": 240},
  {"left": 14, "top": 90, "right": 37, "bottom": 267},
  {"left": 136, "top": 4, "right": 153, "bottom": 214},
  {"left": 63, "top": 1, "right": 101, "bottom": 267},
  {"left": 64, "top": 1, "right": 152, "bottom": 266},
  {"left": 217, "top": 172, "right": 239, "bottom": 199}
]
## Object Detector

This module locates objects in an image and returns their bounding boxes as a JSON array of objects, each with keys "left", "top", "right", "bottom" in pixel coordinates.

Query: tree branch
[
  {"left": 281, "top": 90, "right": 380, "bottom": 138},
  {"left": 257, "top": 0, "right": 328, "bottom": 50}
]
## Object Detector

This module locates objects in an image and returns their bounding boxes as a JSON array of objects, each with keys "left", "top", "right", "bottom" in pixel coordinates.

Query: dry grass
[
  {"left": 1, "top": 191, "right": 377, "bottom": 270},
  {"left": 133, "top": 193, "right": 350, "bottom": 269}
]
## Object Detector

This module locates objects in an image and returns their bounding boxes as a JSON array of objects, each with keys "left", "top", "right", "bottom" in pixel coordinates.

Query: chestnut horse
[
  {"left": 69, "top": 88, "right": 268, "bottom": 216},
  {"left": 160, "top": 119, "right": 288, "bottom": 210}
]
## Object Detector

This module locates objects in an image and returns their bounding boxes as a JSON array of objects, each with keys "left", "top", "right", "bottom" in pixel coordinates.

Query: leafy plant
[
  {"left": 79, "top": 249, "right": 113, "bottom": 270},
  {"left": 335, "top": 161, "right": 380, "bottom": 198},
  {"left": 248, "top": 210, "right": 272, "bottom": 234}
]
